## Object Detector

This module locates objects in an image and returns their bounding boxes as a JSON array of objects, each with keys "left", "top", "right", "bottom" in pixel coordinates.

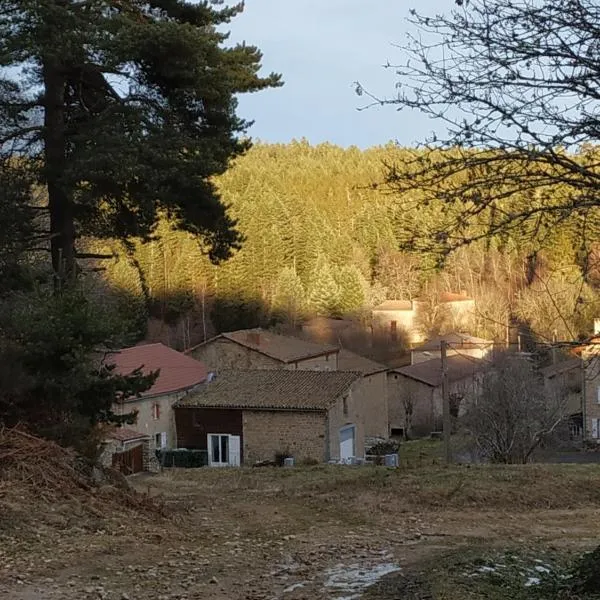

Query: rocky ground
[{"left": 2, "top": 464, "right": 600, "bottom": 600}]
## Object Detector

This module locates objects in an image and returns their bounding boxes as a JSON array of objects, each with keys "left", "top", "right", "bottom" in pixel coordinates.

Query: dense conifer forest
[{"left": 90, "top": 141, "right": 600, "bottom": 349}]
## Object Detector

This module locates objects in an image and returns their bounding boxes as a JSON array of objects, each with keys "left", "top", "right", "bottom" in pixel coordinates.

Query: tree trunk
[{"left": 43, "top": 58, "right": 76, "bottom": 289}]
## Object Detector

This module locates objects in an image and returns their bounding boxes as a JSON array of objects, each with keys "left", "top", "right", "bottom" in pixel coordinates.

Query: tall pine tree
[{"left": 0, "top": 0, "right": 281, "bottom": 284}]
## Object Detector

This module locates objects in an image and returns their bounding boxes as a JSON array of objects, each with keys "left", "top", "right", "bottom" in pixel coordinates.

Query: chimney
[
  {"left": 246, "top": 331, "right": 261, "bottom": 346},
  {"left": 594, "top": 319, "right": 600, "bottom": 336}
]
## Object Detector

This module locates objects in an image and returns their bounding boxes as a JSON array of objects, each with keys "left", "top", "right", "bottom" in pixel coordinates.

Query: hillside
[{"left": 89, "top": 142, "right": 600, "bottom": 350}]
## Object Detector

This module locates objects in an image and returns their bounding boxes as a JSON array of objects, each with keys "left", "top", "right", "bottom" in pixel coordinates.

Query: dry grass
[{"left": 144, "top": 462, "right": 600, "bottom": 512}]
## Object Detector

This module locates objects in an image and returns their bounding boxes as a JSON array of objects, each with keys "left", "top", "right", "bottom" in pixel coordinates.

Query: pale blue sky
[{"left": 224, "top": 0, "right": 451, "bottom": 149}]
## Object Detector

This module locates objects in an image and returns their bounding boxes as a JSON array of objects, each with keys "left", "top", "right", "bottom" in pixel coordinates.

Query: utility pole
[
  {"left": 581, "top": 354, "right": 587, "bottom": 443},
  {"left": 441, "top": 340, "right": 452, "bottom": 465}
]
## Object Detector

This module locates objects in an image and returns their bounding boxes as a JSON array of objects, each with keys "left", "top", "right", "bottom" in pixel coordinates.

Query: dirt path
[{"left": 2, "top": 468, "right": 600, "bottom": 599}]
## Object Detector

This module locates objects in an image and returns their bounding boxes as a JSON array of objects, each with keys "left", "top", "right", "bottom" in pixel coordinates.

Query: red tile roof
[{"left": 108, "top": 343, "right": 207, "bottom": 398}]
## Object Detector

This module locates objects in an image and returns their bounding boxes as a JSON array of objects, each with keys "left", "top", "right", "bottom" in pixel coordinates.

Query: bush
[
  {"left": 368, "top": 440, "right": 400, "bottom": 456},
  {"left": 156, "top": 449, "right": 208, "bottom": 468}
]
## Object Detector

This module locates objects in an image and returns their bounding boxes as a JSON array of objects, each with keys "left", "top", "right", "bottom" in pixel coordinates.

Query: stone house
[
  {"left": 577, "top": 338, "right": 600, "bottom": 441},
  {"left": 337, "top": 349, "right": 389, "bottom": 442},
  {"left": 541, "top": 358, "right": 583, "bottom": 437},
  {"left": 108, "top": 343, "right": 207, "bottom": 452},
  {"left": 173, "top": 369, "right": 384, "bottom": 465},
  {"left": 411, "top": 332, "right": 494, "bottom": 365},
  {"left": 371, "top": 292, "right": 476, "bottom": 345},
  {"left": 387, "top": 355, "right": 483, "bottom": 437},
  {"left": 186, "top": 328, "right": 339, "bottom": 371}
]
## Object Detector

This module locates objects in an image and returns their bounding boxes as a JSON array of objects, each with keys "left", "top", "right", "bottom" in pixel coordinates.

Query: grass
[{"left": 145, "top": 461, "right": 600, "bottom": 512}]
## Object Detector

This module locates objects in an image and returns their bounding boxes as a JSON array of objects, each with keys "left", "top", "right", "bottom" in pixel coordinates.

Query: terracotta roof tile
[
  {"left": 188, "top": 328, "right": 339, "bottom": 364},
  {"left": 373, "top": 300, "right": 413, "bottom": 311},
  {"left": 108, "top": 343, "right": 207, "bottom": 398},
  {"left": 175, "top": 369, "right": 360, "bottom": 411},
  {"left": 393, "top": 355, "right": 483, "bottom": 387}
]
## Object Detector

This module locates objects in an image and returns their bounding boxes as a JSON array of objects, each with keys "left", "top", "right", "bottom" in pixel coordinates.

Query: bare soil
[{"left": 2, "top": 464, "right": 600, "bottom": 599}]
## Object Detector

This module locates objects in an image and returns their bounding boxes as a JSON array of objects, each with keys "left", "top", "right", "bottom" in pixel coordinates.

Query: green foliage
[
  {"left": 0, "top": 0, "right": 281, "bottom": 278},
  {"left": 94, "top": 142, "right": 600, "bottom": 343},
  {"left": 0, "top": 286, "right": 157, "bottom": 450}
]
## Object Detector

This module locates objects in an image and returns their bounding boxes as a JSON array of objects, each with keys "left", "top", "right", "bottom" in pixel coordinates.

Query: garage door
[{"left": 339, "top": 425, "right": 355, "bottom": 462}]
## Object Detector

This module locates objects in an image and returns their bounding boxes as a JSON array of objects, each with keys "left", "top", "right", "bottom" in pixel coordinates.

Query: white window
[
  {"left": 597, "top": 386, "right": 600, "bottom": 404},
  {"left": 152, "top": 403, "right": 160, "bottom": 420},
  {"left": 207, "top": 434, "right": 241, "bottom": 467},
  {"left": 155, "top": 432, "right": 167, "bottom": 449},
  {"left": 592, "top": 419, "right": 600, "bottom": 439}
]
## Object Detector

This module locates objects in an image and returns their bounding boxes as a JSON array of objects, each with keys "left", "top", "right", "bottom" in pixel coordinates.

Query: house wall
[
  {"left": 326, "top": 384, "right": 367, "bottom": 460},
  {"left": 115, "top": 388, "right": 198, "bottom": 451},
  {"left": 351, "top": 372, "right": 388, "bottom": 441},
  {"left": 372, "top": 309, "right": 418, "bottom": 344},
  {"left": 174, "top": 407, "right": 243, "bottom": 452},
  {"left": 188, "top": 338, "right": 337, "bottom": 371},
  {"left": 581, "top": 351, "right": 600, "bottom": 440},
  {"left": 387, "top": 373, "right": 479, "bottom": 437},
  {"left": 242, "top": 410, "right": 327, "bottom": 464}
]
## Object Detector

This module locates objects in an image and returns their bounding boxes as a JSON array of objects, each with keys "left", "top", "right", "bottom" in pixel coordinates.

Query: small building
[
  {"left": 186, "top": 328, "right": 339, "bottom": 371},
  {"left": 108, "top": 343, "right": 207, "bottom": 451},
  {"left": 371, "top": 300, "right": 417, "bottom": 343},
  {"left": 371, "top": 293, "right": 476, "bottom": 345},
  {"left": 174, "top": 369, "right": 371, "bottom": 465},
  {"left": 100, "top": 428, "right": 151, "bottom": 474},
  {"left": 411, "top": 332, "right": 493, "bottom": 365},
  {"left": 388, "top": 355, "right": 483, "bottom": 437},
  {"left": 578, "top": 337, "right": 600, "bottom": 440},
  {"left": 337, "top": 348, "right": 389, "bottom": 442}
]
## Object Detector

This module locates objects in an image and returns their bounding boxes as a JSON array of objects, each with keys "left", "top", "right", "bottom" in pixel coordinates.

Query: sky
[{"left": 223, "top": 0, "right": 451, "bottom": 149}]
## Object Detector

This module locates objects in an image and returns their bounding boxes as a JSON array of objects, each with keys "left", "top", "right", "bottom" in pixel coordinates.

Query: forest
[{"left": 90, "top": 140, "right": 600, "bottom": 351}]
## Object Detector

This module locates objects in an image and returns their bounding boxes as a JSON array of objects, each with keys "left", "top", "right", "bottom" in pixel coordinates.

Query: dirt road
[{"left": 2, "top": 465, "right": 600, "bottom": 599}]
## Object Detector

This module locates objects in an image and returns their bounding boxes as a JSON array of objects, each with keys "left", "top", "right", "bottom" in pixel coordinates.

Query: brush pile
[{"left": 0, "top": 426, "right": 162, "bottom": 519}]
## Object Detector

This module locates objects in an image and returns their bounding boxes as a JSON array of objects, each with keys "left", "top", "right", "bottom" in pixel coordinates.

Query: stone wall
[
  {"left": 114, "top": 389, "right": 195, "bottom": 451},
  {"left": 242, "top": 410, "right": 327, "bottom": 464}
]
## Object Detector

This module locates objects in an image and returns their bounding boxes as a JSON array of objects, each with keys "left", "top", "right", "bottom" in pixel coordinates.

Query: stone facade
[
  {"left": 581, "top": 348, "right": 600, "bottom": 440},
  {"left": 188, "top": 337, "right": 337, "bottom": 371},
  {"left": 387, "top": 372, "right": 478, "bottom": 436},
  {"left": 242, "top": 410, "right": 327, "bottom": 464},
  {"left": 114, "top": 389, "right": 197, "bottom": 451}
]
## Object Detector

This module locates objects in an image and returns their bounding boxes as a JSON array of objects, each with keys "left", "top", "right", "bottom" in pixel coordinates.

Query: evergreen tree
[
  {"left": 272, "top": 267, "right": 306, "bottom": 324},
  {"left": 0, "top": 0, "right": 281, "bottom": 284},
  {"left": 335, "top": 264, "right": 369, "bottom": 316},
  {"left": 307, "top": 256, "right": 341, "bottom": 317}
]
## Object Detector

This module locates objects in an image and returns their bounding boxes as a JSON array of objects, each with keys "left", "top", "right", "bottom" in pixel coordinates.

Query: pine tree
[
  {"left": 307, "top": 256, "right": 341, "bottom": 317},
  {"left": 0, "top": 0, "right": 281, "bottom": 284},
  {"left": 272, "top": 267, "right": 306, "bottom": 324}
]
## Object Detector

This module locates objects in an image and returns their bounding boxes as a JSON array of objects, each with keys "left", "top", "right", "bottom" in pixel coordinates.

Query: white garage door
[{"left": 339, "top": 425, "right": 356, "bottom": 462}]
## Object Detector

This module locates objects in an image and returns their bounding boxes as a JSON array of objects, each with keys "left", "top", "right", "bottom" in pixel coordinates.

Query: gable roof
[
  {"left": 108, "top": 343, "right": 207, "bottom": 398},
  {"left": 541, "top": 358, "right": 581, "bottom": 378},
  {"left": 413, "top": 332, "right": 493, "bottom": 352},
  {"left": 189, "top": 328, "right": 339, "bottom": 364},
  {"left": 393, "top": 355, "right": 483, "bottom": 387},
  {"left": 175, "top": 369, "right": 360, "bottom": 411},
  {"left": 338, "top": 349, "right": 387, "bottom": 376}
]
